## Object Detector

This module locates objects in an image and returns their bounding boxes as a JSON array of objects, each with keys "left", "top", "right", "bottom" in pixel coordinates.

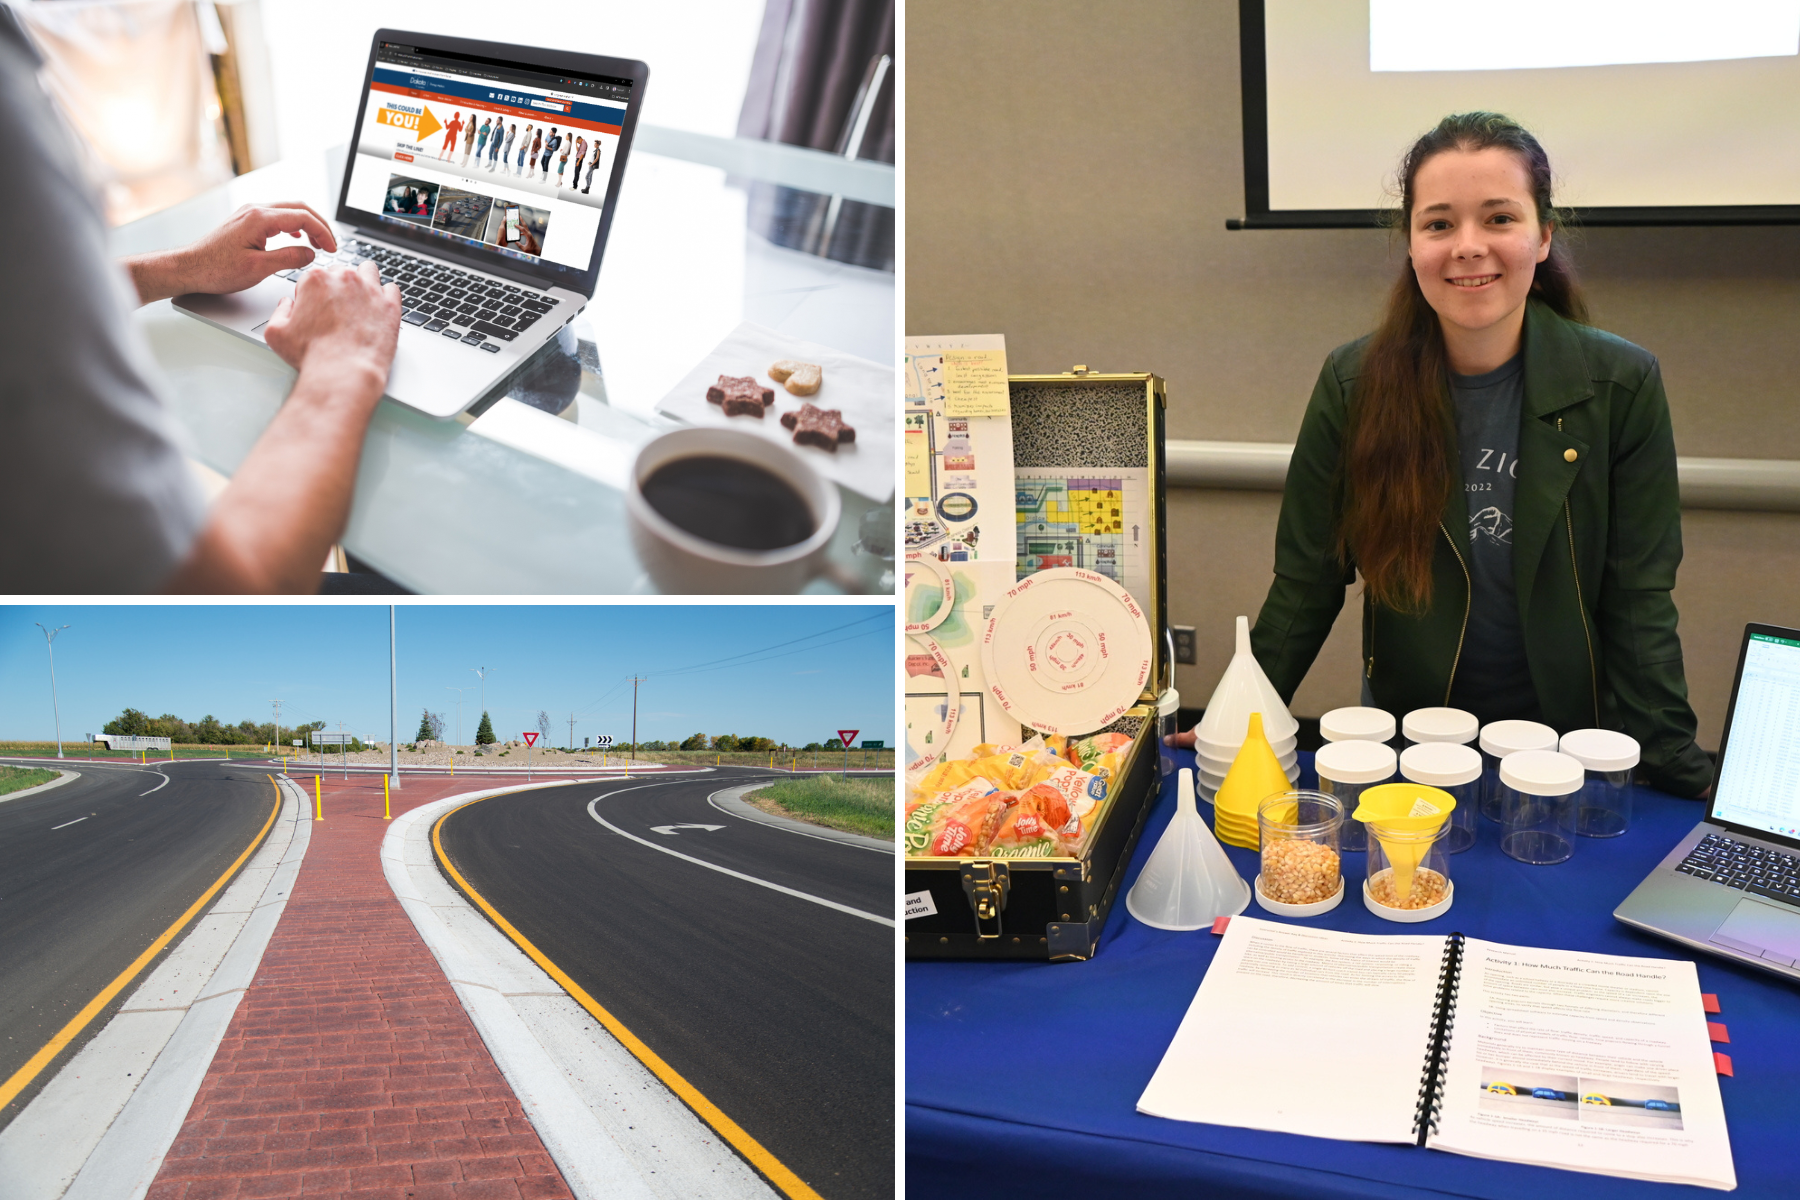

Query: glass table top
[{"left": 115, "top": 141, "right": 895, "bottom": 594}]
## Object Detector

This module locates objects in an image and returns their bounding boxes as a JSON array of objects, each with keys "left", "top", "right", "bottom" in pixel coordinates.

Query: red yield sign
[
  {"left": 523, "top": 732, "right": 539, "bottom": 746},
  {"left": 837, "top": 730, "right": 859, "bottom": 749}
]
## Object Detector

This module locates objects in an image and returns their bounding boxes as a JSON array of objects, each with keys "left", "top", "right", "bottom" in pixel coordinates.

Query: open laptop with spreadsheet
[
  {"left": 1616, "top": 623, "right": 1800, "bottom": 983},
  {"left": 174, "top": 30, "right": 647, "bottom": 419}
]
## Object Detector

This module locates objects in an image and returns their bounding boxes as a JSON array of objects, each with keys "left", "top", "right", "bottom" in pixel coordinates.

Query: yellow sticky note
[{"left": 942, "top": 350, "right": 1010, "bottom": 418}]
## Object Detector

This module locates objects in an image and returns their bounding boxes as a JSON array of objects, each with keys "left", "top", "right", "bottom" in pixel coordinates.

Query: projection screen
[{"left": 1233, "top": 0, "right": 1800, "bottom": 227}]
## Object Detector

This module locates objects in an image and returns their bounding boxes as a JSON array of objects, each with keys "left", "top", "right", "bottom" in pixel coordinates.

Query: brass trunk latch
[{"left": 959, "top": 860, "right": 1011, "bottom": 939}]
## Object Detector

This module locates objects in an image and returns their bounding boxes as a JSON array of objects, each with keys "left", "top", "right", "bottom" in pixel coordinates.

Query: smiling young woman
[{"left": 1245, "top": 112, "right": 1712, "bottom": 798}]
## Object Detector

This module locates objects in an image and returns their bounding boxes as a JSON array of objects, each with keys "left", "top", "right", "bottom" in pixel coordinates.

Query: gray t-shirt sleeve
[{"left": 0, "top": 11, "right": 205, "bottom": 592}]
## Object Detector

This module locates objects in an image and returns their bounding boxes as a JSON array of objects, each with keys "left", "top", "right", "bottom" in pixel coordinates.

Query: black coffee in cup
[{"left": 641, "top": 454, "right": 816, "bottom": 551}]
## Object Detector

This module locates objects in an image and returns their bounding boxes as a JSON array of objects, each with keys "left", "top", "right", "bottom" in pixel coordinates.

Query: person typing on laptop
[{"left": 0, "top": 8, "right": 400, "bottom": 594}]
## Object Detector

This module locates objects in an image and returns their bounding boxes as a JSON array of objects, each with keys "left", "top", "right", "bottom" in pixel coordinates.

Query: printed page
[
  {"left": 1429, "top": 939, "right": 1736, "bottom": 1190},
  {"left": 1138, "top": 917, "right": 1445, "bottom": 1144}
]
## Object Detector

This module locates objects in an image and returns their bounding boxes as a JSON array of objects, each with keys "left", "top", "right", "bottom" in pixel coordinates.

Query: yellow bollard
[
  {"left": 384, "top": 774, "right": 391, "bottom": 821},
  {"left": 314, "top": 776, "right": 323, "bottom": 821}
]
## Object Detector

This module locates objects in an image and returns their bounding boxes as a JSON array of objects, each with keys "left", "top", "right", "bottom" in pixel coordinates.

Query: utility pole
[
  {"left": 270, "top": 698, "right": 284, "bottom": 763},
  {"left": 445, "top": 686, "right": 472, "bottom": 749},
  {"left": 389, "top": 605, "right": 401, "bottom": 791},
  {"left": 567, "top": 711, "right": 575, "bottom": 752},
  {"left": 35, "top": 623, "right": 69, "bottom": 759},
  {"left": 628, "top": 676, "right": 647, "bottom": 764}
]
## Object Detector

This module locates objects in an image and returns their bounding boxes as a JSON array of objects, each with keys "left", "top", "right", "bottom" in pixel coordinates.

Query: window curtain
[{"left": 20, "top": 0, "right": 234, "bottom": 225}]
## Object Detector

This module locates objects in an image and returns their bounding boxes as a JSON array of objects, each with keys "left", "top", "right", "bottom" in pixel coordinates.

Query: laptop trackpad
[{"left": 1710, "top": 898, "right": 1800, "bottom": 965}]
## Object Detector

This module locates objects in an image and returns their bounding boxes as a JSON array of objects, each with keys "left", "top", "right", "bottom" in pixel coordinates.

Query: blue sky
[{"left": 0, "top": 605, "right": 893, "bottom": 747}]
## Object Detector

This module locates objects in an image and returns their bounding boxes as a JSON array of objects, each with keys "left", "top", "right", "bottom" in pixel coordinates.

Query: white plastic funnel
[
  {"left": 1196, "top": 616, "right": 1299, "bottom": 749},
  {"left": 1127, "top": 769, "right": 1251, "bottom": 930}
]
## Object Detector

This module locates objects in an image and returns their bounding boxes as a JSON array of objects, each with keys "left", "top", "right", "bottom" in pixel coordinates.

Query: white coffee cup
[{"left": 627, "top": 427, "right": 841, "bottom": 594}]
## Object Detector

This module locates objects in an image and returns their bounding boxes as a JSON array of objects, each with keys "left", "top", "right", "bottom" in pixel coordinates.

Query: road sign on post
[
  {"left": 523, "top": 731, "right": 537, "bottom": 782},
  {"left": 837, "top": 730, "right": 858, "bottom": 777}
]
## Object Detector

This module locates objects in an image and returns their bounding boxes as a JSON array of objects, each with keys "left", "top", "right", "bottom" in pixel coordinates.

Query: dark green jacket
[{"left": 1252, "top": 300, "right": 1713, "bottom": 798}]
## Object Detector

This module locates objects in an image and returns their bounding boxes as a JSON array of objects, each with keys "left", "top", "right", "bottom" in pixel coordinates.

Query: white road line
[
  {"left": 586, "top": 786, "right": 894, "bottom": 927},
  {"left": 51, "top": 816, "right": 89, "bottom": 830},
  {"left": 139, "top": 773, "right": 170, "bottom": 796}
]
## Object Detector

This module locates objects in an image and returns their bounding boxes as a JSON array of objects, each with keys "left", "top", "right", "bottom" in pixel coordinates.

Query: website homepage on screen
[{"left": 344, "top": 43, "right": 632, "bottom": 275}]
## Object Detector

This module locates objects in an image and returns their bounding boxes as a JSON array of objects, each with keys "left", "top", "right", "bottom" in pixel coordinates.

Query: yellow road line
[
  {"left": 433, "top": 795, "right": 825, "bottom": 1200},
  {"left": 0, "top": 777, "right": 283, "bottom": 1112}
]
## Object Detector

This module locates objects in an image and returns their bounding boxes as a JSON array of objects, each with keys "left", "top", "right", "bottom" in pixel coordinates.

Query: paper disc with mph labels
[
  {"left": 903, "top": 552, "right": 956, "bottom": 633},
  {"left": 904, "top": 631, "right": 960, "bottom": 770},
  {"left": 979, "top": 567, "right": 1153, "bottom": 735}
]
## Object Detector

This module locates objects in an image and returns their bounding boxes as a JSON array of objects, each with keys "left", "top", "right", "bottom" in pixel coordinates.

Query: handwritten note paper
[{"left": 942, "top": 349, "right": 1011, "bottom": 418}]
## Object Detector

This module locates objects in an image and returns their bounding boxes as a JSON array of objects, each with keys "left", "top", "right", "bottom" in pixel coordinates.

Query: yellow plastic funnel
[
  {"left": 1213, "top": 713, "right": 1293, "bottom": 850},
  {"left": 1352, "top": 782, "right": 1455, "bottom": 903}
]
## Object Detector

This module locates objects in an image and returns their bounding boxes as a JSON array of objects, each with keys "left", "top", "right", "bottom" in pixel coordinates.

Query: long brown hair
[{"left": 1339, "top": 112, "right": 1588, "bottom": 611}]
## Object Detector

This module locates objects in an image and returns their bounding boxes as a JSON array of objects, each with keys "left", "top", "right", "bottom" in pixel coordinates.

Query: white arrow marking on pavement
[
  {"left": 649, "top": 823, "right": 726, "bottom": 835},
  {"left": 589, "top": 790, "right": 893, "bottom": 927}
]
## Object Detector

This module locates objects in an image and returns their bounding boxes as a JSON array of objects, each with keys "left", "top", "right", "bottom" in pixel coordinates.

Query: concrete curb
[
  {"left": 0, "top": 776, "right": 312, "bottom": 1200},
  {"left": 385, "top": 782, "right": 778, "bottom": 1200},
  {"left": 707, "top": 782, "right": 894, "bottom": 853},
  {"left": 0, "top": 768, "right": 79, "bottom": 805}
]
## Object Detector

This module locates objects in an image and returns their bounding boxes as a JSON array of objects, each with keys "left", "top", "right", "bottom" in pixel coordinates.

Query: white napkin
[{"left": 655, "top": 320, "right": 893, "bottom": 501}]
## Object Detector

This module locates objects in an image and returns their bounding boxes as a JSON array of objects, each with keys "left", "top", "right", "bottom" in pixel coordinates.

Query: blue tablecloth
[{"left": 907, "top": 750, "right": 1799, "bottom": 1199}]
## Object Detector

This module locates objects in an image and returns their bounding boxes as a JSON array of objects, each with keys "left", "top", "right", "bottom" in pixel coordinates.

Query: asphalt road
[
  {"left": 437, "top": 766, "right": 893, "bottom": 1200},
  {"left": 0, "top": 759, "right": 279, "bottom": 1131}
]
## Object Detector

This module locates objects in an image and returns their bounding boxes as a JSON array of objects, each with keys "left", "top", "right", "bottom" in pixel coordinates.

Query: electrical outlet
[{"left": 1172, "top": 625, "right": 1197, "bottom": 665}]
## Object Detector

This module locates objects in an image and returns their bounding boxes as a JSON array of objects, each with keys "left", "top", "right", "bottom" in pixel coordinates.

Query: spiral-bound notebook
[{"left": 1138, "top": 917, "right": 1736, "bottom": 1189}]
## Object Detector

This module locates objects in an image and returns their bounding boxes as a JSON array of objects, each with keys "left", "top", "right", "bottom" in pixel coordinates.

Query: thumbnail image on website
[{"left": 344, "top": 45, "right": 630, "bottom": 273}]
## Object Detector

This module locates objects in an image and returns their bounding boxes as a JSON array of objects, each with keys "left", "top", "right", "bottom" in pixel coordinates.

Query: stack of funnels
[{"left": 1193, "top": 616, "right": 1299, "bottom": 801}]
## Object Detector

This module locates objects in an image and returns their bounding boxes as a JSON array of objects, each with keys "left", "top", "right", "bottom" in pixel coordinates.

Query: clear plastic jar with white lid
[
  {"left": 1401, "top": 707, "right": 1479, "bottom": 747},
  {"left": 1312, "top": 739, "right": 1396, "bottom": 853},
  {"left": 1399, "top": 741, "right": 1482, "bottom": 854},
  {"left": 1498, "top": 749, "right": 1585, "bottom": 865},
  {"left": 1559, "top": 728, "right": 1640, "bottom": 838},
  {"left": 1478, "top": 720, "right": 1558, "bottom": 821},
  {"left": 1319, "top": 706, "right": 1396, "bottom": 745},
  {"left": 1256, "top": 791, "right": 1345, "bottom": 915}
]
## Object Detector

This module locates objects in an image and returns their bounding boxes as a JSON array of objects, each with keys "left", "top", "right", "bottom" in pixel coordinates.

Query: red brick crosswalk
[{"left": 148, "top": 775, "right": 572, "bottom": 1200}]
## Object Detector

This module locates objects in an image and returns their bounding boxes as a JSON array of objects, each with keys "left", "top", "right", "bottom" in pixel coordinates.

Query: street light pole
[
  {"left": 270, "top": 698, "right": 284, "bottom": 763},
  {"left": 35, "top": 623, "right": 69, "bottom": 759},
  {"left": 445, "top": 686, "right": 471, "bottom": 750},
  {"left": 389, "top": 605, "right": 401, "bottom": 791},
  {"left": 471, "top": 667, "right": 491, "bottom": 751}
]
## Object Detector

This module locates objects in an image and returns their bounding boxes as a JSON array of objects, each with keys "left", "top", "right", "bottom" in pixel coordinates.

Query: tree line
[
  {"left": 102, "top": 708, "right": 362, "bottom": 750},
  {"left": 403, "top": 708, "right": 834, "bottom": 753}
]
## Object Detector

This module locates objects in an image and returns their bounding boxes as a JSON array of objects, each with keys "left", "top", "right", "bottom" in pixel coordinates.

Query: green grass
[
  {"left": 0, "top": 765, "right": 59, "bottom": 797},
  {"left": 747, "top": 775, "right": 894, "bottom": 838},
  {"left": 0, "top": 742, "right": 255, "bottom": 760}
]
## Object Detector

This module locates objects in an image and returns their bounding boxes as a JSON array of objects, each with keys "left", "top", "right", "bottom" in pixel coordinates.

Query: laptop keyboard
[
  {"left": 1676, "top": 833, "right": 1800, "bottom": 906},
  {"left": 278, "top": 238, "right": 559, "bottom": 354}
]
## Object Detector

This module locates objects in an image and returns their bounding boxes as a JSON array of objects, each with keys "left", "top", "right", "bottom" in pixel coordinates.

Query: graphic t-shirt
[{"left": 1446, "top": 353, "right": 1541, "bottom": 722}]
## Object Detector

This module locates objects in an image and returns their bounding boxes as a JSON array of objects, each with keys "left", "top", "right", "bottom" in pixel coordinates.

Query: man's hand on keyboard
[
  {"left": 264, "top": 259, "right": 400, "bottom": 382},
  {"left": 122, "top": 201, "right": 339, "bottom": 304}
]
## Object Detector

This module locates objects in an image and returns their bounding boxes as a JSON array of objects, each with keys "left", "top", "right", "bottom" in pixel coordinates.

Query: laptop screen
[
  {"left": 342, "top": 40, "right": 635, "bottom": 280},
  {"left": 1712, "top": 630, "right": 1800, "bottom": 838}
]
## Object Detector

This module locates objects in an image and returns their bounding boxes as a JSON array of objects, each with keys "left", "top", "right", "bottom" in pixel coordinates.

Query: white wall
[{"left": 254, "top": 0, "right": 764, "bottom": 162}]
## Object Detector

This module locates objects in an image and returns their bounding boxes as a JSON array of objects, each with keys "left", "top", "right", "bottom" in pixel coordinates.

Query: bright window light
[{"left": 1370, "top": 0, "right": 1800, "bottom": 71}]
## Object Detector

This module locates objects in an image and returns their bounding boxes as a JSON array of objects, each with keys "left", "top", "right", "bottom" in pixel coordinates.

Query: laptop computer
[
  {"left": 1615, "top": 622, "right": 1800, "bottom": 982},
  {"left": 175, "top": 30, "right": 647, "bottom": 419}
]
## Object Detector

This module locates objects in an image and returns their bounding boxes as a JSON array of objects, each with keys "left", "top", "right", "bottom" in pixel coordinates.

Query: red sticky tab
[
  {"left": 1713, "top": 1051, "right": 1733, "bottom": 1077},
  {"left": 1707, "top": 1022, "right": 1730, "bottom": 1043},
  {"left": 1211, "top": 916, "right": 1231, "bottom": 935},
  {"left": 1702, "top": 993, "right": 1721, "bottom": 1013}
]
